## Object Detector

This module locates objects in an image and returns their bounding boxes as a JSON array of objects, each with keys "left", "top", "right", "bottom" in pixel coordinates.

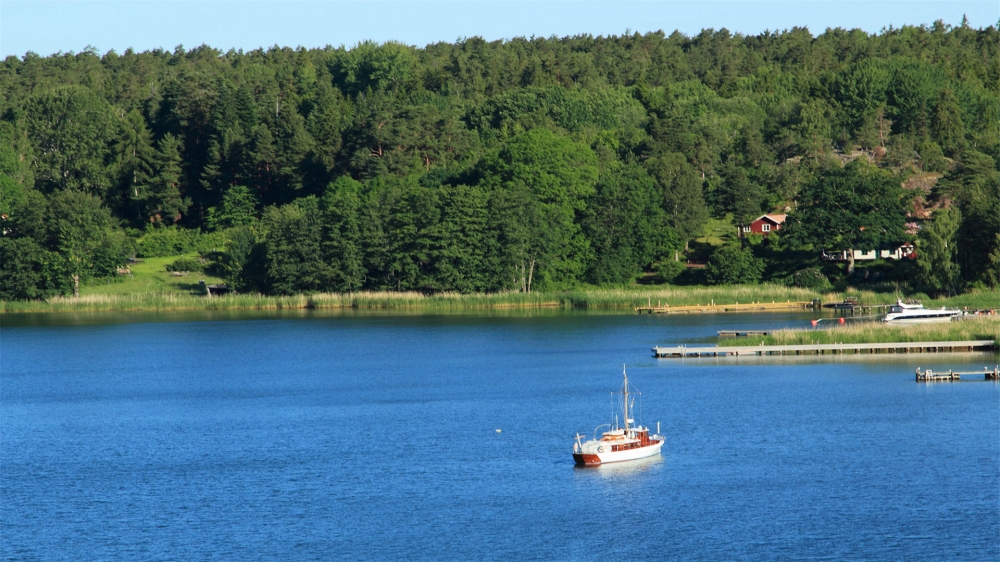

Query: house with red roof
[{"left": 740, "top": 214, "right": 786, "bottom": 237}]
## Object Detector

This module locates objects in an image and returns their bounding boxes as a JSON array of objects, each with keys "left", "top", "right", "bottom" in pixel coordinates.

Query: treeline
[{"left": 1, "top": 22, "right": 999, "bottom": 298}]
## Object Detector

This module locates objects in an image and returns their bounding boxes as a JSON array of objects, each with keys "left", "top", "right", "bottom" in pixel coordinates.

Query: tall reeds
[{"left": 2, "top": 285, "right": 996, "bottom": 315}]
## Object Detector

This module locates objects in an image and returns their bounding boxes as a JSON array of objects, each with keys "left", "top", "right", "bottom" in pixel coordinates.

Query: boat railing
[{"left": 592, "top": 423, "right": 612, "bottom": 440}]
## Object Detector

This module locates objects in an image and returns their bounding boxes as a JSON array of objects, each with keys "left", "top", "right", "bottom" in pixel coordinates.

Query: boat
[
  {"left": 573, "top": 367, "right": 664, "bottom": 466},
  {"left": 882, "top": 300, "right": 962, "bottom": 323}
]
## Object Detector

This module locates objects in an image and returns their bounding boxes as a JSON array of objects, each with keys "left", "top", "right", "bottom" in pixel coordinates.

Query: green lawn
[
  {"left": 688, "top": 216, "right": 735, "bottom": 255},
  {"left": 81, "top": 254, "right": 226, "bottom": 296}
]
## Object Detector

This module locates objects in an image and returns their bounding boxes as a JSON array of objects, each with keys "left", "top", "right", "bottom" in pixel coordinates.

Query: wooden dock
[
  {"left": 652, "top": 340, "right": 997, "bottom": 358},
  {"left": 636, "top": 300, "right": 813, "bottom": 314},
  {"left": 915, "top": 366, "right": 1000, "bottom": 382}
]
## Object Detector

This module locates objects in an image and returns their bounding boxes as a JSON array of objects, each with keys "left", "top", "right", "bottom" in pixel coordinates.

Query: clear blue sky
[{"left": 2, "top": 1, "right": 997, "bottom": 58}]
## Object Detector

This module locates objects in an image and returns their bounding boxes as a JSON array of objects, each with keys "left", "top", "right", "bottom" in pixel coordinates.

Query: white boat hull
[
  {"left": 882, "top": 301, "right": 962, "bottom": 323},
  {"left": 883, "top": 316, "right": 958, "bottom": 324},
  {"left": 573, "top": 439, "right": 663, "bottom": 465}
]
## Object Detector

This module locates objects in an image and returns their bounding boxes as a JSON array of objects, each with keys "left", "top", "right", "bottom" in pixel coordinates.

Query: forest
[{"left": 1, "top": 21, "right": 999, "bottom": 300}]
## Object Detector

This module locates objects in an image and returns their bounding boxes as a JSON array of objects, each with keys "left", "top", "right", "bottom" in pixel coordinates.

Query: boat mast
[{"left": 623, "top": 365, "right": 629, "bottom": 434}]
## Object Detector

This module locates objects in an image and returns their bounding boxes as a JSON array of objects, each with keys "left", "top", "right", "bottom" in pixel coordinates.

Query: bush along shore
[
  {"left": 1, "top": 285, "right": 997, "bottom": 315},
  {"left": 744, "top": 316, "right": 1000, "bottom": 346}
]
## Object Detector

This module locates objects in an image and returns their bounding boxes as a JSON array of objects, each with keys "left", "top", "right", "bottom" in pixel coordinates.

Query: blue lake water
[{"left": 2, "top": 310, "right": 998, "bottom": 560}]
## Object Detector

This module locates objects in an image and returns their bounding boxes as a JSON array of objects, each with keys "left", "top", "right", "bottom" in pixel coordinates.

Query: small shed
[{"left": 199, "top": 280, "right": 230, "bottom": 297}]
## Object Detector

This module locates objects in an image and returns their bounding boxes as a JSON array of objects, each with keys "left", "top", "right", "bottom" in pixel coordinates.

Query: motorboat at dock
[{"left": 882, "top": 300, "right": 962, "bottom": 323}]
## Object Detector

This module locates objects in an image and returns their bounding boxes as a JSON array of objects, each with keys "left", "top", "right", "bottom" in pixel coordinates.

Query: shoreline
[{"left": 2, "top": 286, "right": 997, "bottom": 316}]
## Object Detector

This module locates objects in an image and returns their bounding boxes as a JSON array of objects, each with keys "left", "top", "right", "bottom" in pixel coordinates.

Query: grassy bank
[
  {"left": 0, "top": 290, "right": 562, "bottom": 313},
  {"left": 1, "top": 284, "right": 816, "bottom": 314},
  {"left": 2, "top": 285, "right": 997, "bottom": 315},
  {"left": 82, "top": 254, "right": 227, "bottom": 296},
  {"left": 745, "top": 317, "right": 1000, "bottom": 346}
]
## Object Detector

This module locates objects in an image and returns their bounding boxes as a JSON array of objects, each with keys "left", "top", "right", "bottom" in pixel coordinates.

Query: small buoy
[
  {"left": 811, "top": 320, "right": 818, "bottom": 326},
  {"left": 839, "top": 317, "right": 845, "bottom": 324},
  {"left": 495, "top": 429, "right": 502, "bottom": 433}
]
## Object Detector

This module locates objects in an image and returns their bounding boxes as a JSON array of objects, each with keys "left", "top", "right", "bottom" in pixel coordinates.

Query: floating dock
[
  {"left": 652, "top": 340, "right": 997, "bottom": 358},
  {"left": 915, "top": 366, "right": 999, "bottom": 382},
  {"left": 636, "top": 301, "right": 813, "bottom": 314}
]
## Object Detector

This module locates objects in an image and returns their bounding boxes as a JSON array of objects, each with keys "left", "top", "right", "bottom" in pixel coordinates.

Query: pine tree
[
  {"left": 932, "top": 89, "right": 966, "bottom": 157},
  {"left": 112, "top": 109, "right": 156, "bottom": 219},
  {"left": 145, "top": 134, "right": 190, "bottom": 224}
]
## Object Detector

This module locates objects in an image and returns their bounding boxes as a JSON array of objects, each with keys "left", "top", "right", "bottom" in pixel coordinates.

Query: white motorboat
[
  {"left": 573, "top": 367, "right": 664, "bottom": 466},
  {"left": 882, "top": 300, "right": 962, "bottom": 323}
]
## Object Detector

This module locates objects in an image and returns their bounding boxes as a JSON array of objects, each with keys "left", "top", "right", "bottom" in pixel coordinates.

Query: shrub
[
  {"left": 919, "top": 141, "right": 947, "bottom": 173},
  {"left": 784, "top": 267, "right": 833, "bottom": 291},
  {"left": 654, "top": 260, "right": 686, "bottom": 284},
  {"left": 165, "top": 257, "right": 203, "bottom": 273},
  {"left": 136, "top": 227, "right": 231, "bottom": 258},
  {"left": 136, "top": 228, "right": 200, "bottom": 257},
  {"left": 704, "top": 244, "right": 764, "bottom": 285}
]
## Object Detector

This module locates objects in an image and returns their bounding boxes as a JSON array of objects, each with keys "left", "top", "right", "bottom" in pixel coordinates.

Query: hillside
[{"left": 2, "top": 24, "right": 999, "bottom": 299}]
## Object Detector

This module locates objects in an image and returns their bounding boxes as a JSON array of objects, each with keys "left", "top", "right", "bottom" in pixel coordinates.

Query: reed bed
[
  {"left": 307, "top": 291, "right": 561, "bottom": 309},
  {"left": 2, "top": 285, "right": 996, "bottom": 315},
  {"left": 0, "top": 290, "right": 562, "bottom": 313},
  {"left": 0, "top": 285, "right": 813, "bottom": 314},
  {"left": 565, "top": 284, "right": 819, "bottom": 308},
  {"left": 746, "top": 316, "right": 1000, "bottom": 346},
  {"left": 0, "top": 293, "right": 313, "bottom": 313}
]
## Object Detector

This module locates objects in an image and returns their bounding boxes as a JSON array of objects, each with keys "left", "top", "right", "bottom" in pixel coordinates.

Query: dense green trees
[
  {"left": 937, "top": 151, "right": 1000, "bottom": 288},
  {"left": 23, "top": 86, "right": 118, "bottom": 198},
  {"left": 260, "top": 197, "right": 329, "bottom": 295},
  {"left": 2, "top": 22, "right": 999, "bottom": 298},
  {"left": 477, "top": 128, "right": 599, "bottom": 290},
  {"left": 704, "top": 243, "right": 765, "bottom": 285},
  {"left": 785, "top": 159, "right": 907, "bottom": 273},
  {"left": 0, "top": 190, "right": 130, "bottom": 298},
  {"left": 916, "top": 207, "right": 962, "bottom": 296}
]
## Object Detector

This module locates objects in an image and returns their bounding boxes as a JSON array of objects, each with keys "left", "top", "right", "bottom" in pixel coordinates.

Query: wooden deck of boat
[{"left": 652, "top": 340, "right": 997, "bottom": 358}]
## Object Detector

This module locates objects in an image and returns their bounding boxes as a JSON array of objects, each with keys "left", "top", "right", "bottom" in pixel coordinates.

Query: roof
[{"left": 751, "top": 214, "right": 787, "bottom": 225}]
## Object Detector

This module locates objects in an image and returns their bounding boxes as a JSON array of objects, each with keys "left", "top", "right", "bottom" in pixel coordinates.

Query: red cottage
[{"left": 740, "top": 214, "right": 786, "bottom": 237}]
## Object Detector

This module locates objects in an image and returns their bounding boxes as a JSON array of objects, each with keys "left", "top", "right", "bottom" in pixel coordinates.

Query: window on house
[
  {"left": 742, "top": 226, "right": 750, "bottom": 233},
  {"left": 762, "top": 224, "right": 771, "bottom": 232}
]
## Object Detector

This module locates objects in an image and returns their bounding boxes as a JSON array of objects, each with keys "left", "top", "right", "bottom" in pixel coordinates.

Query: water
[{"left": 3, "top": 311, "right": 998, "bottom": 560}]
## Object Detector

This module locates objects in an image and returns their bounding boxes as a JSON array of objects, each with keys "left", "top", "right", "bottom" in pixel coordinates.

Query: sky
[{"left": 1, "top": 1, "right": 997, "bottom": 58}]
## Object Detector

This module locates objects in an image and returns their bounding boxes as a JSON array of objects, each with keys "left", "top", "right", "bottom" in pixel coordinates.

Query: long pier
[
  {"left": 915, "top": 366, "right": 1000, "bottom": 382},
  {"left": 652, "top": 340, "right": 997, "bottom": 358}
]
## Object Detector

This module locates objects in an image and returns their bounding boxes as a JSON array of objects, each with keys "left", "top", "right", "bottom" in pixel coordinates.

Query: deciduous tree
[
  {"left": 785, "top": 159, "right": 907, "bottom": 274},
  {"left": 916, "top": 207, "right": 961, "bottom": 296},
  {"left": 704, "top": 243, "right": 764, "bottom": 285}
]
